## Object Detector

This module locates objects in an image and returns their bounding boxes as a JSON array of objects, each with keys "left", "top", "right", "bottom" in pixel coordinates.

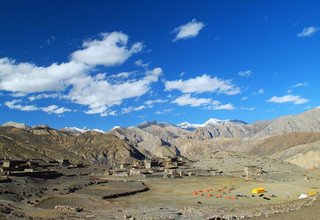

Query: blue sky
[{"left": 0, "top": 0, "right": 319, "bottom": 130}]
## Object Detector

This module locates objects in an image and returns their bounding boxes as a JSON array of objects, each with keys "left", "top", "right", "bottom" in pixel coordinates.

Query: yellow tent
[
  {"left": 252, "top": 188, "right": 265, "bottom": 194},
  {"left": 308, "top": 191, "right": 318, "bottom": 196}
]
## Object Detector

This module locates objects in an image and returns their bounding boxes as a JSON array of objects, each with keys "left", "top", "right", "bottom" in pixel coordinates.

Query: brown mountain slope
[
  {"left": 0, "top": 126, "right": 145, "bottom": 165},
  {"left": 246, "top": 132, "right": 320, "bottom": 157},
  {"left": 254, "top": 108, "right": 320, "bottom": 138},
  {"left": 270, "top": 140, "right": 320, "bottom": 169}
]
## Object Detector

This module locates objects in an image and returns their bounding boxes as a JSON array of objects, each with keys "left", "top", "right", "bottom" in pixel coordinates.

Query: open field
[
  {"left": 15, "top": 175, "right": 317, "bottom": 219},
  {"left": 114, "top": 176, "right": 317, "bottom": 207}
]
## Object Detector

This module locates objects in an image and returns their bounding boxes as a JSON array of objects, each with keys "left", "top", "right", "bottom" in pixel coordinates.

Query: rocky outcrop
[{"left": 54, "top": 205, "right": 83, "bottom": 212}]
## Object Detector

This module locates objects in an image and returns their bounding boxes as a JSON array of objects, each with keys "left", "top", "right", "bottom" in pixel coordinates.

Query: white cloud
[
  {"left": 121, "top": 98, "right": 167, "bottom": 114},
  {"left": 71, "top": 32, "right": 143, "bottom": 67},
  {"left": 238, "top": 70, "right": 252, "bottom": 77},
  {"left": 293, "top": 82, "right": 308, "bottom": 88},
  {"left": 165, "top": 74, "right": 240, "bottom": 95},
  {"left": 109, "top": 71, "right": 135, "bottom": 79},
  {"left": 135, "top": 59, "right": 149, "bottom": 68},
  {"left": 0, "top": 58, "right": 87, "bottom": 93},
  {"left": 155, "top": 108, "right": 173, "bottom": 115},
  {"left": 42, "top": 105, "right": 71, "bottom": 114},
  {"left": 28, "top": 93, "right": 62, "bottom": 101},
  {"left": 241, "top": 96, "right": 248, "bottom": 101},
  {"left": 46, "top": 36, "right": 55, "bottom": 45},
  {"left": 9, "top": 92, "right": 27, "bottom": 97},
  {"left": 208, "top": 103, "right": 235, "bottom": 110},
  {"left": 0, "top": 32, "right": 162, "bottom": 116},
  {"left": 0, "top": 32, "right": 143, "bottom": 95},
  {"left": 304, "top": 106, "right": 311, "bottom": 110},
  {"left": 5, "top": 100, "right": 39, "bottom": 111},
  {"left": 122, "top": 105, "right": 146, "bottom": 114},
  {"left": 297, "top": 26, "right": 319, "bottom": 38},
  {"left": 4, "top": 100, "right": 71, "bottom": 114},
  {"left": 258, "top": 88, "right": 265, "bottom": 95},
  {"left": 144, "top": 99, "right": 167, "bottom": 106},
  {"left": 173, "top": 94, "right": 212, "bottom": 107},
  {"left": 241, "top": 107, "right": 255, "bottom": 111},
  {"left": 267, "top": 94, "right": 309, "bottom": 105},
  {"left": 68, "top": 68, "right": 162, "bottom": 115},
  {"left": 254, "top": 88, "right": 265, "bottom": 95},
  {"left": 107, "top": 110, "right": 117, "bottom": 116},
  {"left": 172, "top": 94, "right": 234, "bottom": 110},
  {"left": 179, "top": 72, "right": 186, "bottom": 77},
  {"left": 173, "top": 19, "right": 204, "bottom": 41}
]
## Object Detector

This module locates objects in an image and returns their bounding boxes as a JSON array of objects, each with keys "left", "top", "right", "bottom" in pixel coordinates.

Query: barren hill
[
  {"left": 270, "top": 140, "right": 320, "bottom": 169},
  {"left": 246, "top": 132, "right": 320, "bottom": 157},
  {"left": 254, "top": 108, "right": 320, "bottom": 138},
  {"left": 0, "top": 126, "right": 145, "bottom": 165}
]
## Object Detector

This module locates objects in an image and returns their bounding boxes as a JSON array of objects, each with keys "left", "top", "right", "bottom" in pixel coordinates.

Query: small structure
[
  {"left": 166, "top": 170, "right": 181, "bottom": 178},
  {"left": 163, "top": 156, "right": 178, "bottom": 163},
  {"left": 1, "top": 159, "right": 28, "bottom": 171},
  {"left": 129, "top": 168, "right": 147, "bottom": 175},
  {"left": 144, "top": 159, "right": 158, "bottom": 169},
  {"left": 119, "top": 162, "right": 131, "bottom": 169},
  {"left": 164, "top": 161, "right": 178, "bottom": 169},
  {"left": 299, "top": 193, "right": 308, "bottom": 199},
  {"left": 251, "top": 188, "right": 265, "bottom": 194},
  {"left": 308, "top": 191, "right": 318, "bottom": 197},
  {"left": 244, "top": 165, "right": 262, "bottom": 179},
  {"left": 113, "top": 170, "right": 129, "bottom": 177},
  {"left": 46, "top": 160, "right": 60, "bottom": 168},
  {"left": 132, "top": 160, "right": 143, "bottom": 168}
]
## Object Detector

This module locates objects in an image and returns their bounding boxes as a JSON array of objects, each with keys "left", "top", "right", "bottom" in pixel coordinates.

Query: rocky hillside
[
  {"left": 254, "top": 108, "right": 320, "bottom": 138},
  {"left": 0, "top": 125, "right": 145, "bottom": 165},
  {"left": 246, "top": 132, "right": 320, "bottom": 157},
  {"left": 270, "top": 140, "right": 320, "bottom": 169},
  {"left": 109, "top": 124, "right": 180, "bottom": 158}
]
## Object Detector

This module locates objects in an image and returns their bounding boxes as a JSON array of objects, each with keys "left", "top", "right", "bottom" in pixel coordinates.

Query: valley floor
[{"left": 1, "top": 165, "right": 319, "bottom": 220}]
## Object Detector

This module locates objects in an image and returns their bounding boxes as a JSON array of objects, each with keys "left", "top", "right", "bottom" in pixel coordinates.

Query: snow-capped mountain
[
  {"left": 177, "top": 118, "right": 247, "bottom": 130},
  {"left": 62, "top": 127, "right": 104, "bottom": 133}
]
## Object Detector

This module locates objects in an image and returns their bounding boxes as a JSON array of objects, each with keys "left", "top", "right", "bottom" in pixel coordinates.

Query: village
[
  {"left": 0, "top": 156, "right": 265, "bottom": 180},
  {"left": 1, "top": 155, "right": 319, "bottom": 219}
]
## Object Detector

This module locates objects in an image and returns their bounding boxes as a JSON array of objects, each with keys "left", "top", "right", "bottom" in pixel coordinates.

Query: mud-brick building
[{"left": 244, "top": 165, "right": 262, "bottom": 178}]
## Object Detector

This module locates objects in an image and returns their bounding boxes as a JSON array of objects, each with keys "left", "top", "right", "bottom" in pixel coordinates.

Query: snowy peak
[
  {"left": 111, "top": 126, "right": 122, "bottom": 130},
  {"left": 61, "top": 127, "right": 104, "bottom": 134},
  {"left": 2, "top": 121, "right": 30, "bottom": 130},
  {"left": 177, "top": 118, "right": 247, "bottom": 130},
  {"left": 176, "top": 122, "right": 202, "bottom": 131},
  {"left": 137, "top": 120, "right": 173, "bottom": 129},
  {"left": 204, "top": 118, "right": 228, "bottom": 126},
  {"left": 204, "top": 118, "right": 247, "bottom": 126}
]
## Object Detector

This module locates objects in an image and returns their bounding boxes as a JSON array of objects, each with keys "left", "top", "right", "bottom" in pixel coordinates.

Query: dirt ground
[
  {"left": 1, "top": 165, "right": 320, "bottom": 219},
  {"left": 30, "top": 176, "right": 319, "bottom": 219}
]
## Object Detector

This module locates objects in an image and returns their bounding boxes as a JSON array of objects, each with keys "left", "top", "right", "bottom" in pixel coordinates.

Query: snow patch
[
  {"left": 177, "top": 118, "right": 247, "bottom": 130},
  {"left": 62, "top": 127, "right": 104, "bottom": 133}
]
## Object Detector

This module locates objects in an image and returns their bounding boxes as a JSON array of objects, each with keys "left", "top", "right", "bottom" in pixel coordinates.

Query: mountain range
[{"left": 1, "top": 108, "right": 320, "bottom": 168}]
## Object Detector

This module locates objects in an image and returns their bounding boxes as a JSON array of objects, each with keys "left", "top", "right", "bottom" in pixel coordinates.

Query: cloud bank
[{"left": 0, "top": 32, "right": 162, "bottom": 116}]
